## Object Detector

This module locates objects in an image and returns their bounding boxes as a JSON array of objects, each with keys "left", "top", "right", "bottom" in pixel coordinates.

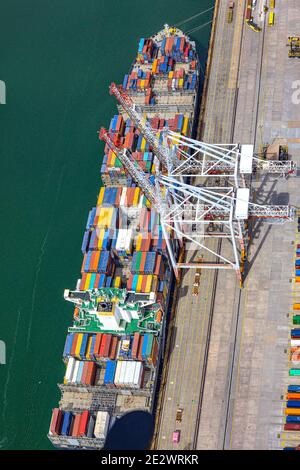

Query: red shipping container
[
  {"left": 81, "top": 362, "right": 89, "bottom": 384},
  {"left": 50, "top": 408, "right": 63, "bottom": 435},
  {"left": 71, "top": 414, "right": 81, "bottom": 437},
  {"left": 78, "top": 411, "right": 89, "bottom": 436},
  {"left": 81, "top": 254, "right": 87, "bottom": 273},
  {"left": 93, "top": 334, "right": 102, "bottom": 360},
  {"left": 284, "top": 423, "right": 300, "bottom": 431},
  {"left": 154, "top": 254, "right": 162, "bottom": 276},
  {"left": 127, "top": 274, "right": 134, "bottom": 290},
  {"left": 85, "top": 362, "right": 97, "bottom": 385},
  {"left": 79, "top": 273, "right": 87, "bottom": 291},
  {"left": 140, "top": 252, "right": 147, "bottom": 274},
  {"left": 103, "top": 334, "right": 112, "bottom": 357},
  {"left": 94, "top": 273, "right": 100, "bottom": 289},
  {"left": 137, "top": 336, "right": 144, "bottom": 361},
  {"left": 131, "top": 333, "right": 140, "bottom": 360},
  {"left": 109, "top": 336, "right": 119, "bottom": 360},
  {"left": 99, "top": 334, "right": 107, "bottom": 357},
  {"left": 141, "top": 275, "right": 148, "bottom": 293},
  {"left": 71, "top": 334, "right": 79, "bottom": 357}
]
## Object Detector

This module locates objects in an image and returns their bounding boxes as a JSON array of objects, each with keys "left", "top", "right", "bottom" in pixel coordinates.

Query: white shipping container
[
  {"left": 94, "top": 411, "right": 110, "bottom": 439},
  {"left": 120, "top": 188, "right": 127, "bottom": 207},
  {"left": 71, "top": 360, "right": 80, "bottom": 384},
  {"left": 116, "top": 229, "right": 132, "bottom": 253},
  {"left": 291, "top": 339, "right": 300, "bottom": 347},
  {"left": 119, "top": 361, "right": 127, "bottom": 386},
  {"left": 133, "top": 361, "right": 143, "bottom": 389},
  {"left": 124, "top": 361, "right": 134, "bottom": 386},
  {"left": 128, "top": 361, "right": 136, "bottom": 387},
  {"left": 114, "top": 360, "right": 122, "bottom": 386},
  {"left": 76, "top": 362, "right": 84, "bottom": 384},
  {"left": 65, "top": 357, "right": 76, "bottom": 383}
]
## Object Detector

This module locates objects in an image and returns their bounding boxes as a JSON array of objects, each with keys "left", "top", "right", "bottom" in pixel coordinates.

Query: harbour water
[{"left": 0, "top": 0, "right": 213, "bottom": 449}]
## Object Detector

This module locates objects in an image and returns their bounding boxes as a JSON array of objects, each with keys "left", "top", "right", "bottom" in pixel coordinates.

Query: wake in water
[
  {"left": 2, "top": 308, "right": 21, "bottom": 425},
  {"left": 26, "top": 163, "right": 66, "bottom": 351}
]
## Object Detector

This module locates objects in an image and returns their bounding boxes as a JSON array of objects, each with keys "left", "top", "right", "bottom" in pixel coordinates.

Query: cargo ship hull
[{"left": 48, "top": 24, "right": 200, "bottom": 450}]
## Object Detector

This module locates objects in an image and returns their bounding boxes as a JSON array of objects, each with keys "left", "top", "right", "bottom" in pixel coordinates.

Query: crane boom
[
  {"left": 110, "top": 85, "right": 297, "bottom": 178},
  {"left": 109, "top": 82, "right": 173, "bottom": 171}
]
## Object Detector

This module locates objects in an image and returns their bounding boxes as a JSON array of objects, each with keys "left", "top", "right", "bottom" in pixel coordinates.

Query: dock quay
[{"left": 155, "top": 0, "right": 300, "bottom": 450}]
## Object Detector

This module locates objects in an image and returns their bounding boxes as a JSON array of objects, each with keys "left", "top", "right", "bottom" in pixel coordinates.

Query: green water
[{"left": 0, "top": 0, "right": 213, "bottom": 449}]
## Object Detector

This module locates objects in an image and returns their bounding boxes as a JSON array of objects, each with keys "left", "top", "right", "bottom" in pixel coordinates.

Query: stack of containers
[
  {"left": 104, "top": 360, "right": 117, "bottom": 387},
  {"left": 49, "top": 409, "right": 97, "bottom": 438},
  {"left": 64, "top": 358, "right": 98, "bottom": 386},
  {"left": 114, "top": 360, "right": 144, "bottom": 388}
]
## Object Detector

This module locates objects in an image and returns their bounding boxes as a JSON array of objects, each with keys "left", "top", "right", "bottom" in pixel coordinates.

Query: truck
[
  {"left": 176, "top": 408, "right": 183, "bottom": 424},
  {"left": 227, "top": 1, "right": 234, "bottom": 23},
  {"left": 192, "top": 269, "right": 201, "bottom": 296}
]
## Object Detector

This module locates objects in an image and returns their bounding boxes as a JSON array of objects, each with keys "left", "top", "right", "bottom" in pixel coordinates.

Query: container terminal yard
[{"left": 48, "top": 0, "right": 300, "bottom": 451}]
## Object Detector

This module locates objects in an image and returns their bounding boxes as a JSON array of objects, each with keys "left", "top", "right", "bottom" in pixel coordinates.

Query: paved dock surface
[
  {"left": 197, "top": 0, "right": 300, "bottom": 450},
  {"left": 157, "top": 0, "right": 300, "bottom": 450}
]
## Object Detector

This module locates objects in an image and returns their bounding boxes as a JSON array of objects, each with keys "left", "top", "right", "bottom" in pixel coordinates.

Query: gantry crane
[
  {"left": 109, "top": 83, "right": 296, "bottom": 182},
  {"left": 99, "top": 127, "right": 295, "bottom": 282}
]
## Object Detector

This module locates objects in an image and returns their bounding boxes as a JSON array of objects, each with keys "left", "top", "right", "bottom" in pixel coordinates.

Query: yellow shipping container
[
  {"left": 270, "top": 0, "right": 275, "bottom": 8},
  {"left": 84, "top": 273, "right": 92, "bottom": 291},
  {"left": 136, "top": 233, "right": 143, "bottom": 251},
  {"left": 141, "top": 138, "right": 146, "bottom": 151},
  {"left": 75, "top": 334, "right": 83, "bottom": 358},
  {"left": 111, "top": 154, "right": 116, "bottom": 167},
  {"left": 114, "top": 276, "right": 121, "bottom": 288},
  {"left": 140, "top": 79, "right": 145, "bottom": 88},
  {"left": 137, "top": 275, "right": 143, "bottom": 293},
  {"left": 97, "top": 187, "right": 105, "bottom": 207},
  {"left": 285, "top": 408, "right": 300, "bottom": 416},
  {"left": 182, "top": 117, "right": 189, "bottom": 136},
  {"left": 145, "top": 275, "right": 153, "bottom": 293},
  {"left": 268, "top": 11, "right": 274, "bottom": 25},
  {"left": 294, "top": 304, "right": 300, "bottom": 311},
  {"left": 151, "top": 59, "right": 157, "bottom": 73},
  {"left": 98, "top": 207, "right": 113, "bottom": 228},
  {"left": 178, "top": 78, "right": 184, "bottom": 88},
  {"left": 97, "top": 228, "right": 104, "bottom": 250},
  {"left": 85, "top": 336, "right": 93, "bottom": 360},
  {"left": 133, "top": 188, "right": 140, "bottom": 206}
]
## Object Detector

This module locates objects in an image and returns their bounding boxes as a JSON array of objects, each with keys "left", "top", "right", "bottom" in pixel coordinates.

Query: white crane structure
[
  {"left": 109, "top": 82, "right": 296, "bottom": 183},
  {"left": 99, "top": 127, "right": 295, "bottom": 282}
]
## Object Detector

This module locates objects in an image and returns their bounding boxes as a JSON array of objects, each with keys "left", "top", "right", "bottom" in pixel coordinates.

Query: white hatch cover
[
  {"left": 240, "top": 144, "right": 254, "bottom": 174},
  {"left": 235, "top": 188, "right": 250, "bottom": 220}
]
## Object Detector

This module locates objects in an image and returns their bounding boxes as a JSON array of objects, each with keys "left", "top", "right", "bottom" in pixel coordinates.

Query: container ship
[{"left": 48, "top": 24, "right": 200, "bottom": 450}]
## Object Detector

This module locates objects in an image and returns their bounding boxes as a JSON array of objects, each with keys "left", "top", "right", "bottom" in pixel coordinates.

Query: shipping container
[
  {"left": 49, "top": 408, "right": 63, "bottom": 436},
  {"left": 61, "top": 411, "right": 72, "bottom": 436},
  {"left": 71, "top": 414, "right": 81, "bottom": 437},
  {"left": 78, "top": 410, "right": 89, "bottom": 436},
  {"left": 94, "top": 411, "right": 110, "bottom": 439}
]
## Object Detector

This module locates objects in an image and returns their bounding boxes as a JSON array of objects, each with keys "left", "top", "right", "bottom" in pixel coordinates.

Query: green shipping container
[
  {"left": 293, "top": 315, "right": 300, "bottom": 325},
  {"left": 290, "top": 369, "right": 300, "bottom": 376},
  {"left": 146, "top": 334, "right": 154, "bottom": 358},
  {"left": 136, "top": 252, "right": 142, "bottom": 271}
]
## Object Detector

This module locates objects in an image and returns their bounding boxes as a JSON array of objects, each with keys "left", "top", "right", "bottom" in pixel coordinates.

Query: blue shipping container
[
  {"left": 288, "top": 385, "right": 300, "bottom": 393},
  {"left": 61, "top": 412, "right": 72, "bottom": 436}
]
